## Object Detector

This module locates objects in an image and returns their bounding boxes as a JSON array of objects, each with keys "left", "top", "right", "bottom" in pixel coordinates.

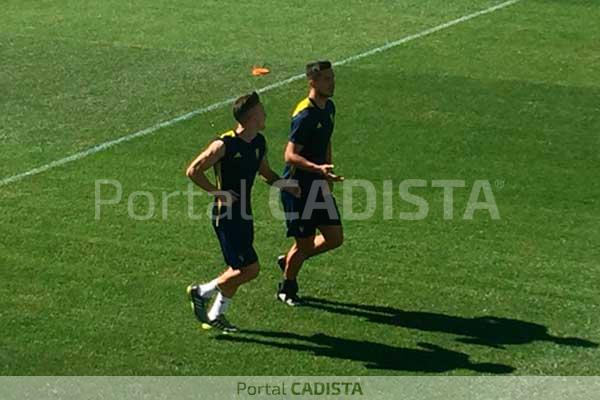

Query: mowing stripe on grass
[{"left": 0, "top": 0, "right": 521, "bottom": 188}]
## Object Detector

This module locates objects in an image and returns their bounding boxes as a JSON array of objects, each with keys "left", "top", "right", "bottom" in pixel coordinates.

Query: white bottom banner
[{"left": 1, "top": 377, "right": 600, "bottom": 400}]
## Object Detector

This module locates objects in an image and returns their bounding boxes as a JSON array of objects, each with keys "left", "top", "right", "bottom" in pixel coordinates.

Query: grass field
[{"left": 1, "top": 0, "right": 599, "bottom": 375}]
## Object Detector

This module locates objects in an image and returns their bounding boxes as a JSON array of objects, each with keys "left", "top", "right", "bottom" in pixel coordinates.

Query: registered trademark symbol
[{"left": 495, "top": 180, "right": 505, "bottom": 189}]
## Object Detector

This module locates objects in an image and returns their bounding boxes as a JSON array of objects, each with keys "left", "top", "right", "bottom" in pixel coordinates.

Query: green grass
[{"left": 1, "top": 0, "right": 599, "bottom": 375}]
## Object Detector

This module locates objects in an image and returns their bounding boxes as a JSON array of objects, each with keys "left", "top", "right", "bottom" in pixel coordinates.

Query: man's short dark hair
[
  {"left": 306, "top": 60, "right": 332, "bottom": 80},
  {"left": 233, "top": 92, "right": 260, "bottom": 123}
]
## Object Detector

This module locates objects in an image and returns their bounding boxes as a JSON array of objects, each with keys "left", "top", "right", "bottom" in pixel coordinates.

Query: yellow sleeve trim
[
  {"left": 292, "top": 98, "right": 313, "bottom": 117},
  {"left": 219, "top": 130, "right": 236, "bottom": 139},
  {"left": 214, "top": 161, "right": 222, "bottom": 227},
  {"left": 214, "top": 161, "right": 222, "bottom": 190}
]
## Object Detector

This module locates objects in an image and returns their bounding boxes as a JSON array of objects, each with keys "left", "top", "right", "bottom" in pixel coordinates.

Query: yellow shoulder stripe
[
  {"left": 292, "top": 98, "right": 313, "bottom": 117},
  {"left": 219, "top": 130, "right": 236, "bottom": 139}
]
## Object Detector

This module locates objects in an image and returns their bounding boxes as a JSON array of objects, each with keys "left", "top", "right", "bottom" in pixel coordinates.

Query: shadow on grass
[
  {"left": 302, "top": 297, "right": 598, "bottom": 349},
  {"left": 217, "top": 330, "right": 515, "bottom": 374}
]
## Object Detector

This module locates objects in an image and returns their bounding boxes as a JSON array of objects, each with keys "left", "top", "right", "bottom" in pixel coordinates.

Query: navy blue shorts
[
  {"left": 212, "top": 217, "right": 258, "bottom": 269},
  {"left": 281, "top": 188, "right": 342, "bottom": 238}
]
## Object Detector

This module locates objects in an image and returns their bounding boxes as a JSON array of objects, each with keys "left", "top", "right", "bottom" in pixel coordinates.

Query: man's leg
[
  {"left": 217, "top": 263, "right": 260, "bottom": 298},
  {"left": 190, "top": 262, "right": 259, "bottom": 325},
  {"left": 190, "top": 215, "right": 259, "bottom": 329},
  {"left": 205, "top": 262, "right": 260, "bottom": 327},
  {"left": 278, "top": 225, "right": 344, "bottom": 305},
  {"left": 283, "top": 236, "right": 315, "bottom": 281},
  {"left": 284, "top": 225, "right": 344, "bottom": 280}
]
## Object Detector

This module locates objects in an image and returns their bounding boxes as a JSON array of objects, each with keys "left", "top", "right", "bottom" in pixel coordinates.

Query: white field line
[{"left": 0, "top": 0, "right": 521, "bottom": 188}]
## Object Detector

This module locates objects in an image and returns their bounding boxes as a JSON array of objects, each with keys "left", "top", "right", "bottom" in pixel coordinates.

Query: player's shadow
[
  {"left": 302, "top": 297, "right": 598, "bottom": 350},
  {"left": 217, "top": 330, "right": 515, "bottom": 373}
]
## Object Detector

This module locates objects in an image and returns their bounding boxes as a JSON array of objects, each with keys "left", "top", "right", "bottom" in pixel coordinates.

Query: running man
[
  {"left": 278, "top": 61, "right": 344, "bottom": 306},
  {"left": 186, "top": 92, "right": 299, "bottom": 332}
]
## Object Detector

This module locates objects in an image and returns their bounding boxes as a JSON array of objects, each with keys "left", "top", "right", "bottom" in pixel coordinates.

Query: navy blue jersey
[
  {"left": 282, "top": 97, "right": 335, "bottom": 189},
  {"left": 212, "top": 130, "right": 266, "bottom": 221}
]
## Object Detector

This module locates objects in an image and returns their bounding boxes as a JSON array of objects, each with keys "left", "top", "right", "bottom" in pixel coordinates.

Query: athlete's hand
[
  {"left": 317, "top": 164, "right": 335, "bottom": 177},
  {"left": 325, "top": 172, "right": 344, "bottom": 182}
]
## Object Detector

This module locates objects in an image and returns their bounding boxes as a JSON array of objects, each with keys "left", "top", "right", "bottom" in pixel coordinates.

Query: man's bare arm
[
  {"left": 258, "top": 156, "right": 279, "bottom": 185},
  {"left": 284, "top": 142, "right": 333, "bottom": 176},
  {"left": 185, "top": 140, "right": 228, "bottom": 196}
]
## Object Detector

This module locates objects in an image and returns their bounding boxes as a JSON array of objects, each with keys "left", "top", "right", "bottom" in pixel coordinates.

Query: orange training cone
[{"left": 252, "top": 66, "right": 271, "bottom": 76}]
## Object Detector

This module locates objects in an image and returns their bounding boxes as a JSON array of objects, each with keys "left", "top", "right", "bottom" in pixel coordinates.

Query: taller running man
[{"left": 278, "top": 61, "right": 344, "bottom": 306}]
